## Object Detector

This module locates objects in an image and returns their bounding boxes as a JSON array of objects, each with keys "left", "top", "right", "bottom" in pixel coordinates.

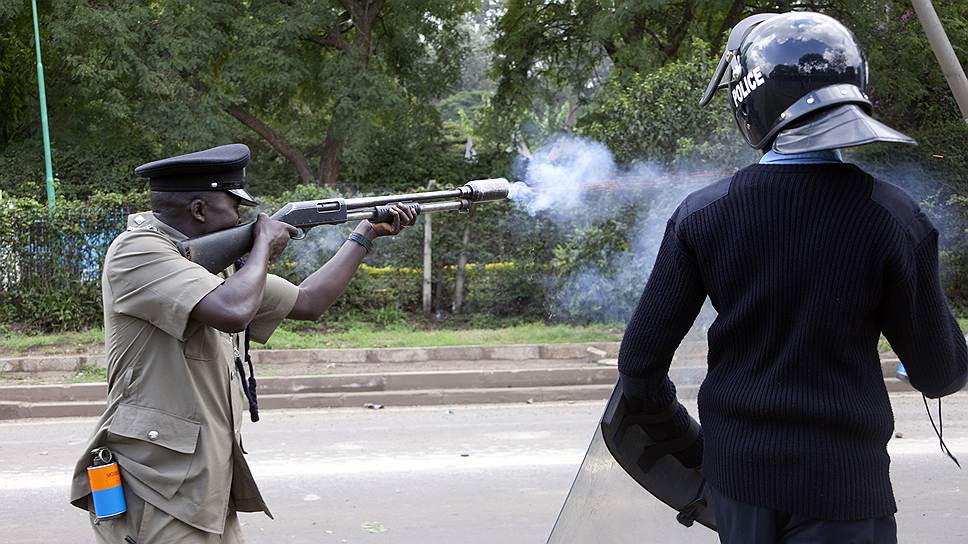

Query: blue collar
[{"left": 759, "top": 149, "right": 845, "bottom": 164}]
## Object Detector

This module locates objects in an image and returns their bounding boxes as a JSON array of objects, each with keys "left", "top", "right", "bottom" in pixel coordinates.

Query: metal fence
[{"left": 0, "top": 206, "right": 130, "bottom": 292}]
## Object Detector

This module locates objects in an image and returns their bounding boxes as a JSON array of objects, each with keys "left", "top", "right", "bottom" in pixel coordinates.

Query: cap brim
[
  {"left": 227, "top": 188, "right": 258, "bottom": 206},
  {"left": 773, "top": 104, "right": 917, "bottom": 154}
]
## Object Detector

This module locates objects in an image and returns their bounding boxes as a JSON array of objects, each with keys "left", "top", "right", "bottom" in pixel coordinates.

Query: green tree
[
  {"left": 0, "top": 4, "right": 34, "bottom": 146},
  {"left": 2, "top": 0, "right": 477, "bottom": 198},
  {"left": 581, "top": 39, "right": 755, "bottom": 170}
]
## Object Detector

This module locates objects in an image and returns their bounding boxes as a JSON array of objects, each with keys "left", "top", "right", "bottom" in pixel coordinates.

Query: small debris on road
[
  {"left": 364, "top": 403, "right": 384, "bottom": 410},
  {"left": 304, "top": 494, "right": 321, "bottom": 501},
  {"left": 586, "top": 346, "right": 607, "bottom": 359},
  {"left": 895, "top": 432, "right": 904, "bottom": 439},
  {"left": 361, "top": 521, "right": 387, "bottom": 533}
]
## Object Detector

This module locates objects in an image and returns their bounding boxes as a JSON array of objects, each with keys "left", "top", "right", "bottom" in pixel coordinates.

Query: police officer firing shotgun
[
  {"left": 550, "top": 11, "right": 967, "bottom": 544},
  {"left": 68, "top": 143, "right": 417, "bottom": 543}
]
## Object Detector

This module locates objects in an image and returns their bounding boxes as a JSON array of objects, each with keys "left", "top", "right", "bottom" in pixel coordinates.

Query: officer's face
[{"left": 200, "top": 192, "right": 242, "bottom": 234}]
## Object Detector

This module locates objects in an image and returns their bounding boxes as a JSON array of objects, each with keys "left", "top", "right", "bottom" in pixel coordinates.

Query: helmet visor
[{"left": 699, "top": 13, "right": 778, "bottom": 107}]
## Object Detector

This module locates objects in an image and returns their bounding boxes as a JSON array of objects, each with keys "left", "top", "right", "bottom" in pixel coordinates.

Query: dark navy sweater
[{"left": 618, "top": 163, "right": 967, "bottom": 521}]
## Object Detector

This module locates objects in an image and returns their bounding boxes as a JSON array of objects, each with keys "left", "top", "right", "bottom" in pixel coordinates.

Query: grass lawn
[
  {"left": 262, "top": 321, "right": 623, "bottom": 349},
  {"left": 0, "top": 329, "right": 105, "bottom": 355},
  {"left": 3, "top": 317, "right": 965, "bottom": 356},
  {"left": 0, "top": 321, "right": 623, "bottom": 356}
]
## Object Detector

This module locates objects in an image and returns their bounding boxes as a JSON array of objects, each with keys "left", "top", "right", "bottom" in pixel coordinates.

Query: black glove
[{"left": 621, "top": 376, "right": 703, "bottom": 468}]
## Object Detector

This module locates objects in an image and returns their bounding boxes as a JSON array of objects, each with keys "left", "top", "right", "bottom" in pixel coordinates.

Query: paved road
[{"left": 1, "top": 394, "right": 966, "bottom": 543}]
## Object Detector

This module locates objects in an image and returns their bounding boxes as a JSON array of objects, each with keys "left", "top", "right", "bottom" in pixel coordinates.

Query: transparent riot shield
[{"left": 548, "top": 381, "right": 719, "bottom": 543}]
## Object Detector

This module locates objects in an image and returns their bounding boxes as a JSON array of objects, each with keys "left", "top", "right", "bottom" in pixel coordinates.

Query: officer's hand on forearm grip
[{"left": 366, "top": 203, "right": 418, "bottom": 237}]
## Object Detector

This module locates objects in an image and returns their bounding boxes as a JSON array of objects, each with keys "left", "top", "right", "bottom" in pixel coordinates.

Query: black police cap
[{"left": 135, "top": 143, "right": 258, "bottom": 206}]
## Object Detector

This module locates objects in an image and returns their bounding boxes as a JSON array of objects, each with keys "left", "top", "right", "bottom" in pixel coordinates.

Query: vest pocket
[{"left": 106, "top": 403, "right": 201, "bottom": 499}]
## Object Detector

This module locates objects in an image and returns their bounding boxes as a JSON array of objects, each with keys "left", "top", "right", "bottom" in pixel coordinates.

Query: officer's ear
[{"left": 189, "top": 198, "right": 208, "bottom": 223}]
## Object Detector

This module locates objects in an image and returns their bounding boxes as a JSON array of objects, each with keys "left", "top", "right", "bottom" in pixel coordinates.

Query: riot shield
[{"left": 548, "top": 380, "right": 718, "bottom": 543}]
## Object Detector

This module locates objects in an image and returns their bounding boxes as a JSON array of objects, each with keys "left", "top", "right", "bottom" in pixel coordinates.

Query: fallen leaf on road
[{"left": 361, "top": 521, "right": 387, "bottom": 533}]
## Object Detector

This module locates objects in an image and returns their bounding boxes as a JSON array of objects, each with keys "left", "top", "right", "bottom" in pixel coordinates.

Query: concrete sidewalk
[{"left": 0, "top": 341, "right": 927, "bottom": 420}]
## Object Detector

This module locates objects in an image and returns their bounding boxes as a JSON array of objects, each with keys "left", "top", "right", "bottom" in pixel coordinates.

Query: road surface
[{"left": 0, "top": 394, "right": 965, "bottom": 543}]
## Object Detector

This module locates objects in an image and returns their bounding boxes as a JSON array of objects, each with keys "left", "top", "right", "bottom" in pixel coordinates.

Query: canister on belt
[{"left": 87, "top": 447, "right": 126, "bottom": 520}]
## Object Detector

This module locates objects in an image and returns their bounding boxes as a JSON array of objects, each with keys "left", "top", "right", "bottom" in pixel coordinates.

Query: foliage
[
  {"left": 0, "top": 5, "right": 34, "bottom": 145},
  {"left": 484, "top": 0, "right": 786, "bottom": 148},
  {"left": 1, "top": 0, "right": 479, "bottom": 198},
  {"left": 581, "top": 39, "right": 755, "bottom": 169},
  {"left": 4, "top": 0, "right": 968, "bottom": 329}
]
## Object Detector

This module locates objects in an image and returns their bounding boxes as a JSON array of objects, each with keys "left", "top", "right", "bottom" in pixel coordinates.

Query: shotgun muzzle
[{"left": 463, "top": 178, "right": 510, "bottom": 202}]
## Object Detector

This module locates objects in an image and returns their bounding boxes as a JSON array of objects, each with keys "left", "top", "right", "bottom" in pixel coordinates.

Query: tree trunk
[
  {"left": 453, "top": 215, "right": 472, "bottom": 314},
  {"left": 308, "top": 1, "right": 386, "bottom": 186},
  {"left": 711, "top": 0, "right": 747, "bottom": 52},
  {"left": 434, "top": 264, "right": 445, "bottom": 316},
  {"left": 564, "top": 98, "right": 579, "bottom": 132},
  {"left": 422, "top": 179, "right": 435, "bottom": 316},
  {"left": 317, "top": 126, "right": 343, "bottom": 186},
  {"left": 662, "top": 1, "right": 696, "bottom": 61},
  {"left": 222, "top": 104, "right": 316, "bottom": 184}
]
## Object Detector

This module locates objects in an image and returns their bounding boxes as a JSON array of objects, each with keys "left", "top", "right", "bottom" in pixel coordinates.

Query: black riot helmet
[{"left": 700, "top": 12, "right": 915, "bottom": 153}]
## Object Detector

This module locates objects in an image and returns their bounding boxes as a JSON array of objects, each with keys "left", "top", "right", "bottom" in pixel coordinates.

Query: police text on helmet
[{"left": 731, "top": 67, "right": 765, "bottom": 106}]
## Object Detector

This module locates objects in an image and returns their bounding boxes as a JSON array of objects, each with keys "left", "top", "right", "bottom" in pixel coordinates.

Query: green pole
[{"left": 31, "top": 0, "right": 55, "bottom": 213}]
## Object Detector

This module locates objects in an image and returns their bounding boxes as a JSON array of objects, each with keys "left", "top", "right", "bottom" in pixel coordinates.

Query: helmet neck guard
[{"left": 773, "top": 104, "right": 916, "bottom": 154}]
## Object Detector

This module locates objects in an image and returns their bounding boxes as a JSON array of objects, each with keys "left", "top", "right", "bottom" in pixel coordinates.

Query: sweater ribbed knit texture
[{"left": 618, "top": 163, "right": 968, "bottom": 521}]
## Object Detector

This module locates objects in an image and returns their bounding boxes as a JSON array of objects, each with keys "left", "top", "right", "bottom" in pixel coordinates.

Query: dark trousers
[{"left": 711, "top": 487, "right": 897, "bottom": 544}]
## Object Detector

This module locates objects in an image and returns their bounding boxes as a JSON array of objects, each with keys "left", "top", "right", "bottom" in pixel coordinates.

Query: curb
[
  {"left": 0, "top": 368, "right": 935, "bottom": 421},
  {"left": 0, "top": 342, "right": 630, "bottom": 374}
]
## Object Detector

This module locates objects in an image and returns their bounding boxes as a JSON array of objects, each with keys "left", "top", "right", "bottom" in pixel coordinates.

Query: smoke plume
[{"left": 509, "top": 133, "right": 723, "bottom": 332}]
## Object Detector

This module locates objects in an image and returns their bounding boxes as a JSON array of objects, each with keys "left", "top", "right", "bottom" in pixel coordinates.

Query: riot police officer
[
  {"left": 69, "top": 144, "right": 415, "bottom": 542},
  {"left": 616, "top": 11, "right": 966, "bottom": 543}
]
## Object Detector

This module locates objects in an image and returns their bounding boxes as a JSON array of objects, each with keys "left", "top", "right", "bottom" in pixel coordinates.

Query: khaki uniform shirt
[{"left": 70, "top": 212, "right": 299, "bottom": 533}]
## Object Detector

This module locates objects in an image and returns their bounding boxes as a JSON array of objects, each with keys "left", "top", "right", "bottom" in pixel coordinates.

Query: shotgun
[{"left": 177, "top": 178, "right": 510, "bottom": 273}]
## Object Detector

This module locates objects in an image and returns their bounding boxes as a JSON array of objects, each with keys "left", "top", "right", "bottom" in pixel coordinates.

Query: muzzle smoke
[
  {"left": 509, "top": 136, "right": 965, "bottom": 330},
  {"left": 509, "top": 134, "right": 722, "bottom": 330}
]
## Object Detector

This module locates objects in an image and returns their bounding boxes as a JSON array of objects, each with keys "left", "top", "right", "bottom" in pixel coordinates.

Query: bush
[{"left": 322, "top": 262, "right": 547, "bottom": 321}]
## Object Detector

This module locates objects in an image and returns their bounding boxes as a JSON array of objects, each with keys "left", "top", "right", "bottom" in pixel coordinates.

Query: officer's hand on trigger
[{"left": 253, "top": 213, "right": 298, "bottom": 260}]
